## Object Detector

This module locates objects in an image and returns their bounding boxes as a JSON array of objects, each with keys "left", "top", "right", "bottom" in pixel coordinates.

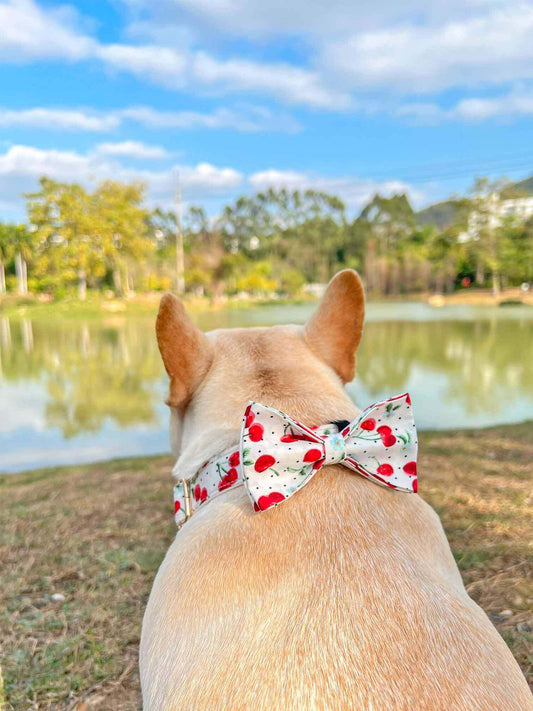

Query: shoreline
[{"left": 1, "top": 286, "right": 532, "bottom": 320}]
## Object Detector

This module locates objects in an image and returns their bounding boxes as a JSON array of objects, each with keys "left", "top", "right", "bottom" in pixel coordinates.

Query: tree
[
  {"left": 8, "top": 224, "right": 34, "bottom": 294},
  {"left": 465, "top": 177, "right": 510, "bottom": 295},
  {"left": 0, "top": 223, "right": 15, "bottom": 293},
  {"left": 358, "top": 193, "right": 416, "bottom": 294},
  {"left": 26, "top": 178, "right": 105, "bottom": 299},
  {"left": 93, "top": 180, "right": 152, "bottom": 296}
]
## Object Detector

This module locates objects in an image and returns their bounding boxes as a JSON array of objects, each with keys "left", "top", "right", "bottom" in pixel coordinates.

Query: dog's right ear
[
  {"left": 156, "top": 293, "right": 213, "bottom": 410},
  {"left": 304, "top": 269, "right": 365, "bottom": 383}
]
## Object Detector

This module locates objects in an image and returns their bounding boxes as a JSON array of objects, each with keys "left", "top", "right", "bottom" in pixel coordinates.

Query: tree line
[{"left": 0, "top": 175, "right": 532, "bottom": 300}]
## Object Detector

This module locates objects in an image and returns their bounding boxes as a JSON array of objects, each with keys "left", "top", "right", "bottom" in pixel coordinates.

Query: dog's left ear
[
  {"left": 156, "top": 293, "right": 213, "bottom": 410},
  {"left": 304, "top": 269, "right": 365, "bottom": 383}
]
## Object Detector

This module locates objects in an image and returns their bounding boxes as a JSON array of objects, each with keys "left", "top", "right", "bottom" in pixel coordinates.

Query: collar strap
[{"left": 173, "top": 393, "right": 417, "bottom": 528}]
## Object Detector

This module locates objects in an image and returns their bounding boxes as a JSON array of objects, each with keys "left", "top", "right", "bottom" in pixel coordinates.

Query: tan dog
[{"left": 140, "top": 270, "right": 532, "bottom": 710}]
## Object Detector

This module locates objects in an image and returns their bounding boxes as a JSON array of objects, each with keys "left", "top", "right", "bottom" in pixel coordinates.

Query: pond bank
[
  {"left": 1, "top": 286, "right": 532, "bottom": 320},
  {"left": 1, "top": 421, "right": 532, "bottom": 709}
]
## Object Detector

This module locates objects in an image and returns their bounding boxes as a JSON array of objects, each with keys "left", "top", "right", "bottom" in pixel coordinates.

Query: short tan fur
[{"left": 141, "top": 270, "right": 532, "bottom": 710}]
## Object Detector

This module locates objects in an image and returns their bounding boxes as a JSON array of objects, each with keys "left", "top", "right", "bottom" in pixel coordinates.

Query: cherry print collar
[{"left": 172, "top": 393, "right": 418, "bottom": 528}]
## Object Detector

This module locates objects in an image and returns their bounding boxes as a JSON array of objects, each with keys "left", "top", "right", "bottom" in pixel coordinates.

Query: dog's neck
[{"left": 173, "top": 426, "right": 241, "bottom": 481}]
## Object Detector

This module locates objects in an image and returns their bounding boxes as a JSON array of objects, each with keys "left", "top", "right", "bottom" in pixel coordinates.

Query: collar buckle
[{"left": 176, "top": 479, "right": 193, "bottom": 530}]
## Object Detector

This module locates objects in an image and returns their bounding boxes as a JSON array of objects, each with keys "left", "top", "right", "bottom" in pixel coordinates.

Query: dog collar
[{"left": 172, "top": 393, "right": 418, "bottom": 528}]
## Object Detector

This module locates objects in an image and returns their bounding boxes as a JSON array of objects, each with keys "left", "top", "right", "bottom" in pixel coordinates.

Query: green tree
[
  {"left": 26, "top": 178, "right": 105, "bottom": 299},
  {"left": 0, "top": 223, "right": 15, "bottom": 293},
  {"left": 465, "top": 177, "right": 510, "bottom": 294},
  {"left": 358, "top": 193, "right": 416, "bottom": 294},
  {"left": 9, "top": 224, "right": 35, "bottom": 294},
  {"left": 93, "top": 180, "right": 152, "bottom": 296}
]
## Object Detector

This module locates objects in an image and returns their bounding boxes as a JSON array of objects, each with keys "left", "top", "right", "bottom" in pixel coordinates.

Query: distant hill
[
  {"left": 416, "top": 200, "right": 468, "bottom": 230},
  {"left": 500, "top": 175, "right": 533, "bottom": 199},
  {"left": 416, "top": 173, "right": 533, "bottom": 229}
]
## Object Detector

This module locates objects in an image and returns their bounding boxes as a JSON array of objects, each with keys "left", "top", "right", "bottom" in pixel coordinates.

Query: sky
[{"left": 1, "top": 0, "right": 533, "bottom": 221}]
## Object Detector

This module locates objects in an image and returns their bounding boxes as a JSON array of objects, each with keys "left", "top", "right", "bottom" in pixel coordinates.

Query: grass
[{"left": 1, "top": 424, "right": 532, "bottom": 710}]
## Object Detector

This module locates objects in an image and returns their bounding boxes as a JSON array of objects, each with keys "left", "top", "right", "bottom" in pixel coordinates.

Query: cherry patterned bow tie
[{"left": 172, "top": 393, "right": 418, "bottom": 526}]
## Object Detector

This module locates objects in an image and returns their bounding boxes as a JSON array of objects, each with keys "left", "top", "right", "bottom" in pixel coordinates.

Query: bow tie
[{"left": 173, "top": 393, "right": 417, "bottom": 526}]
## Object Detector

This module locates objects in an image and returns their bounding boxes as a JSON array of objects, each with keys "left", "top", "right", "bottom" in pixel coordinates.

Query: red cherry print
[
  {"left": 377, "top": 425, "right": 392, "bottom": 435},
  {"left": 382, "top": 434, "right": 397, "bottom": 447},
  {"left": 257, "top": 491, "right": 285, "bottom": 511},
  {"left": 406, "top": 393, "right": 411, "bottom": 405},
  {"left": 255, "top": 454, "right": 276, "bottom": 472},
  {"left": 361, "top": 418, "right": 376, "bottom": 431},
  {"left": 253, "top": 502, "right": 261, "bottom": 512},
  {"left": 200, "top": 487, "right": 208, "bottom": 503},
  {"left": 281, "top": 434, "right": 299, "bottom": 442},
  {"left": 303, "top": 448, "right": 323, "bottom": 463},
  {"left": 412, "top": 478, "right": 418, "bottom": 493},
  {"left": 281, "top": 432, "right": 309, "bottom": 442},
  {"left": 245, "top": 412, "right": 255, "bottom": 428},
  {"left": 229, "top": 451, "right": 240, "bottom": 467},
  {"left": 218, "top": 467, "right": 239, "bottom": 491},
  {"left": 377, "top": 463, "right": 394, "bottom": 476},
  {"left": 312, "top": 457, "right": 325, "bottom": 470},
  {"left": 248, "top": 423, "right": 264, "bottom": 442},
  {"left": 341, "top": 427, "right": 350, "bottom": 437},
  {"left": 174, "top": 500, "right": 181, "bottom": 513},
  {"left": 403, "top": 461, "right": 417, "bottom": 476},
  {"left": 194, "top": 484, "right": 201, "bottom": 501}
]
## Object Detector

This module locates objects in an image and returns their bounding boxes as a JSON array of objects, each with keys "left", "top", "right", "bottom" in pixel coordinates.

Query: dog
[{"left": 140, "top": 270, "right": 532, "bottom": 710}]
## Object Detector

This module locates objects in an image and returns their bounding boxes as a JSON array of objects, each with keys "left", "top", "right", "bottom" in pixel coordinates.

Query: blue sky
[{"left": 1, "top": 0, "right": 533, "bottom": 220}]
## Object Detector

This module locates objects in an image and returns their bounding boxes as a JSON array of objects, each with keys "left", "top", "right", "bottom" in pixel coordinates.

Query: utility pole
[{"left": 175, "top": 174, "right": 185, "bottom": 295}]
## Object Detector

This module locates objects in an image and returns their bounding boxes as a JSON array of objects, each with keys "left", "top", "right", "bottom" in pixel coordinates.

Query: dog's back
[{"left": 140, "top": 271, "right": 532, "bottom": 710}]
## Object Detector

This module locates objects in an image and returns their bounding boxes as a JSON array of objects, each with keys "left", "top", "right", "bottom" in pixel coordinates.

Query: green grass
[
  {"left": 1, "top": 426, "right": 532, "bottom": 709},
  {"left": 0, "top": 291, "right": 317, "bottom": 321}
]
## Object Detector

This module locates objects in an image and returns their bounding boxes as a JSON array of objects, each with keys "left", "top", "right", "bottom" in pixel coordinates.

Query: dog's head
[{"left": 156, "top": 270, "right": 365, "bottom": 470}]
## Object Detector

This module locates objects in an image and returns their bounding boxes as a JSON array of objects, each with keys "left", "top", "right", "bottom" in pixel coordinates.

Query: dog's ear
[
  {"left": 304, "top": 270, "right": 365, "bottom": 383},
  {"left": 156, "top": 293, "right": 213, "bottom": 410}
]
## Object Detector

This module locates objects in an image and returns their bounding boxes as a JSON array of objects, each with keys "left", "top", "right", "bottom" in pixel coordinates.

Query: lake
[{"left": 1, "top": 301, "right": 533, "bottom": 473}]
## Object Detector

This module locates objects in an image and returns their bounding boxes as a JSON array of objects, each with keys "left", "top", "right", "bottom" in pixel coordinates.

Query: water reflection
[
  {"left": 356, "top": 319, "right": 533, "bottom": 415},
  {"left": 0, "top": 304, "right": 532, "bottom": 472},
  {"left": 0, "top": 318, "right": 161, "bottom": 438}
]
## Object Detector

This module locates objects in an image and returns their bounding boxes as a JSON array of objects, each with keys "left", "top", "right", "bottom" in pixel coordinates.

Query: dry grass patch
[{"left": 1, "top": 423, "right": 532, "bottom": 709}]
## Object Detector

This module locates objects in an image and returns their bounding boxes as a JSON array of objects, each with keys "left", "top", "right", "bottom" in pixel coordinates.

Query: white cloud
[
  {"left": 119, "top": 105, "right": 301, "bottom": 133},
  {"left": 95, "top": 140, "right": 169, "bottom": 159},
  {"left": 0, "top": 104, "right": 299, "bottom": 134},
  {"left": 3, "top": 0, "right": 533, "bottom": 117},
  {"left": 0, "top": 107, "right": 119, "bottom": 131},
  {"left": 0, "top": 144, "right": 93, "bottom": 181},
  {"left": 0, "top": 0, "right": 94, "bottom": 61},
  {"left": 120, "top": 0, "right": 497, "bottom": 40},
  {"left": 0, "top": 0, "right": 347, "bottom": 109},
  {"left": 397, "top": 91, "right": 533, "bottom": 123},
  {"left": 323, "top": 4, "right": 533, "bottom": 93},
  {"left": 452, "top": 93, "right": 533, "bottom": 120},
  {"left": 97, "top": 43, "right": 188, "bottom": 87},
  {"left": 0, "top": 144, "right": 243, "bottom": 211},
  {"left": 191, "top": 53, "right": 351, "bottom": 109},
  {"left": 249, "top": 169, "right": 425, "bottom": 210},
  {"left": 0, "top": 143, "right": 425, "bottom": 217}
]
